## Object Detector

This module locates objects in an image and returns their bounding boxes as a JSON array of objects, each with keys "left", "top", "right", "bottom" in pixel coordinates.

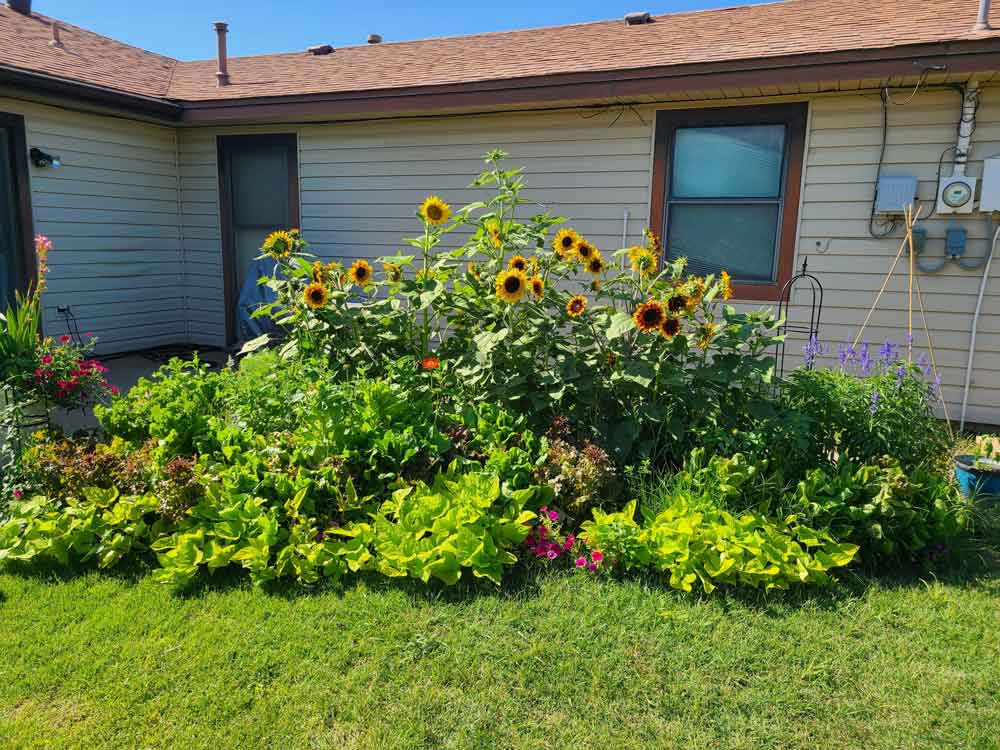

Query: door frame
[
  {"left": 0, "top": 111, "right": 36, "bottom": 300},
  {"left": 216, "top": 133, "right": 299, "bottom": 346}
]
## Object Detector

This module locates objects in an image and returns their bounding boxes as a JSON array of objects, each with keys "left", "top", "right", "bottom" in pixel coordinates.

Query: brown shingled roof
[
  {"left": 0, "top": 4, "right": 176, "bottom": 98},
  {"left": 0, "top": 0, "right": 996, "bottom": 105}
]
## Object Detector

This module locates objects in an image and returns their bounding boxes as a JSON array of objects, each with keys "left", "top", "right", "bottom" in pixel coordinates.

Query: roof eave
[
  {"left": 0, "top": 64, "right": 183, "bottom": 121},
  {"left": 177, "top": 38, "right": 1000, "bottom": 125}
]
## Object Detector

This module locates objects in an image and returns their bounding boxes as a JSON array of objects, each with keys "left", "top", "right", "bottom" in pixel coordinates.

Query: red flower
[
  {"left": 421, "top": 356, "right": 440, "bottom": 371},
  {"left": 110, "top": 385, "right": 120, "bottom": 395},
  {"left": 59, "top": 335, "right": 71, "bottom": 344},
  {"left": 41, "top": 354, "right": 53, "bottom": 365}
]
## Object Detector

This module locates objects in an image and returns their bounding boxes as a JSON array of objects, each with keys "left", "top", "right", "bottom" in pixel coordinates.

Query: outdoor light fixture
[{"left": 29, "top": 147, "right": 61, "bottom": 168}]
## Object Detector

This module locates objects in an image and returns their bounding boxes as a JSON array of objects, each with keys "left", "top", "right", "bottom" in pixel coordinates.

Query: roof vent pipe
[
  {"left": 624, "top": 11, "right": 651, "bottom": 25},
  {"left": 214, "top": 21, "right": 230, "bottom": 87},
  {"left": 8, "top": 0, "right": 32, "bottom": 15},
  {"left": 975, "top": 0, "right": 993, "bottom": 30},
  {"left": 49, "top": 21, "right": 62, "bottom": 48},
  {"left": 367, "top": 34, "right": 383, "bottom": 44},
  {"left": 308, "top": 44, "right": 334, "bottom": 55}
]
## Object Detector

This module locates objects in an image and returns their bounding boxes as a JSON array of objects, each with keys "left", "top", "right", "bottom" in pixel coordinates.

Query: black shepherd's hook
[{"left": 774, "top": 258, "right": 824, "bottom": 382}]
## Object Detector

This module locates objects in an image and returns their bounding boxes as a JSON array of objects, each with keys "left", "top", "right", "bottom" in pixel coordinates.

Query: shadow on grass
[{"left": 2, "top": 508, "right": 997, "bottom": 609}]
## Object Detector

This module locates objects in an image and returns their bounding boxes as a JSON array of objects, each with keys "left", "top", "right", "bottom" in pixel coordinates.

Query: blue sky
[{"left": 34, "top": 0, "right": 772, "bottom": 60}]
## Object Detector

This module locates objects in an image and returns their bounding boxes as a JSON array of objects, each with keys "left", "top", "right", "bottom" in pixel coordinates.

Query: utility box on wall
[
  {"left": 874, "top": 175, "right": 917, "bottom": 213},
  {"left": 981, "top": 157, "right": 1000, "bottom": 213}
]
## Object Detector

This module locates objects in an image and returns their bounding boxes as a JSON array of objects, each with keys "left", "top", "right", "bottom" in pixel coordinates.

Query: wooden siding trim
[
  {"left": 649, "top": 102, "right": 807, "bottom": 300},
  {"left": 0, "top": 110, "right": 35, "bottom": 296}
]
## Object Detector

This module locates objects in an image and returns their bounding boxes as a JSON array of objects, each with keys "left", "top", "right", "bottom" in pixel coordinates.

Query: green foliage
[
  {"left": 95, "top": 357, "right": 221, "bottom": 456},
  {"left": 581, "top": 498, "right": 858, "bottom": 593},
  {"left": 0, "top": 487, "right": 160, "bottom": 569},
  {"left": 370, "top": 470, "right": 547, "bottom": 585},
  {"left": 790, "top": 457, "right": 971, "bottom": 563},
  {"left": 784, "top": 364, "right": 948, "bottom": 472}
]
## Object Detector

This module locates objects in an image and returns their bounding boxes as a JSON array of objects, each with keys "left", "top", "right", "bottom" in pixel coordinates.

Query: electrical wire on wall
[{"left": 867, "top": 67, "right": 943, "bottom": 238}]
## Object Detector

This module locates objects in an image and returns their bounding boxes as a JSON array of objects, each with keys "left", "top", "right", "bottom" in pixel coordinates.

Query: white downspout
[
  {"left": 954, "top": 81, "right": 980, "bottom": 177},
  {"left": 974, "top": 0, "right": 993, "bottom": 31},
  {"left": 960, "top": 224, "right": 999, "bottom": 431}
]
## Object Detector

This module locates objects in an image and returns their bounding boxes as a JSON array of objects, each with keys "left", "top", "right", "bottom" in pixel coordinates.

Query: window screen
[{"left": 666, "top": 123, "right": 788, "bottom": 282}]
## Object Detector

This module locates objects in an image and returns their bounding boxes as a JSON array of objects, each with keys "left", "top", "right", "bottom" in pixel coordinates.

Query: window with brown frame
[{"left": 649, "top": 103, "right": 807, "bottom": 301}]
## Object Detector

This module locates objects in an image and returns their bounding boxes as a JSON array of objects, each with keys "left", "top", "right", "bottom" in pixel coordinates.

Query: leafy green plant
[
  {"left": 789, "top": 457, "right": 971, "bottom": 563},
  {"left": 368, "top": 470, "right": 547, "bottom": 585},
  {"left": 581, "top": 498, "right": 858, "bottom": 593}
]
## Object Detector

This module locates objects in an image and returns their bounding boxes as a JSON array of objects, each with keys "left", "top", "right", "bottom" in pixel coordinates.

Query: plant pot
[{"left": 954, "top": 455, "right": 1000, "bottom": 499}]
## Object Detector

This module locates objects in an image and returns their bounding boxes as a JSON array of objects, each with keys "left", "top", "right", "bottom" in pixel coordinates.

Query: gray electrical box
[{"left": 875, "top": 175, "right": 918, "bottom": 214}]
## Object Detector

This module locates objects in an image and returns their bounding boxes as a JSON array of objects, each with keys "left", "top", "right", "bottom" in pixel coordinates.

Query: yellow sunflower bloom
[
  {"left": 553, "top": 228, "right": 580, "bottom": 260},
  {"left": 486, "top": 220, "right": 502, "bottom": 248},
  {"left": 496, "top": 269, "right": 528, "bottom": 303},
  {"left": 629, "top": 247, "right": 658, "bottom": 277},
  {"left": 348, "top": 259, "right": 373, "bottom": 286},
  {"left": 303, "top": 282, "right": 329, "bottom": 310},
  {"left": 420, "top": 196, "right": 451, "bottom": 226},
  {"left": 508, "top": 255, "right": 529, "bottom": 273},
  {"left": 575, "top": 240, "right": 596, "bottom": 265},
  {"left": 467, "top": 261, "right": 481, "bottom": 281},
  {"left": 312, "top": 260, "right": 325, "bottom": 282},
  {"left": 586, "top": 252, "right": 606, "bottom": 277},
  {"left": 633, "top": 300, "right": 666, "bottom": 333},
  {"left": 383, "top": 262, "right": 402, "bottom": 283},
  {"left": 262, "top": 230, "right": 295, "bottom": 258},
  {"left": 698, "top": 321, "right": 717, "bottom": 350},
  {"left": 530, "top": 276, "right": 545, "bottom": 299},
  {"left": 660, "top": 316, "right": 682, "bottom": 340},
  {"left": 566, "top": 294, "right": 587, "bottom": 317},
  {"left": 720, "top": 270, "right": 733, "bottom": 301},
  {"left": 667, "top": 293, "right": 689, "bottom": 314}
]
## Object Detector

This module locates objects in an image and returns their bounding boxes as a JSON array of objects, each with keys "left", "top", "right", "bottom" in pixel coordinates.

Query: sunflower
[
  {"left": 566, "top": 295, "right": 587, "bottom": 317},
  {"left": 530, "top": 276, "right": 545, "bottom": 299},
  {"left": 697, "top": 321, "right": 717, "bottom": 350},
  {"left": 486, "top": 220, "right": 502, "bottom": 248},
  {"left": 660, "top": 316, "right": 682, "bottom": 340},
  {"left": 467, "top": 261, "right": 481, "bottom": 281},
  {"left": 585, "top": 252, "right": 606, "bottom": 276},
  {"left": 496, "top": 269, "right": 528, "bottom": 303},
  {"left": 303, "top": 282, "right": 329, "bottom": 310},
  {"left": 508, "top": 255, "right": 529, "bottom": 273},
  {"left": 667, "top": 293, "right": 689, "bottom": 314},
  {"left": 633, "top": 300, "right": 666, "bottom": 333},
  {"left": 383, "top": 262, "right": 402, "bottom": 283},
  {"left": 629, "top": 246, "right": 658, "bottom": 277},
  {"left": 420, "top": 196, "right": 451, "bottom": 226},
  {"left": 312, "top": 260, "right": 325, "bottom": 282},
  {"left": 262, "top": 230, "right": 295, "bottom": 258},
  {"left": 720, "top": 270, "right": 734, "bottom": 301},
  {"left": 590, "top": 279, "right": 602, "bottom": 292},
  {"left": 575, "top": 240, "right": 596, "bottom": 264},
  {"left": 553, "top": 228, "right": 580, "bottom": 260},
  {"left": 348, "top": 259, "right": 373, "bottom": 286}
]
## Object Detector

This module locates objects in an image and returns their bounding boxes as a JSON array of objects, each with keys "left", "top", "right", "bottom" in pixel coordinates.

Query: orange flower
[{"left": 421, "top": 356, "right": 440, "bottom": 371}]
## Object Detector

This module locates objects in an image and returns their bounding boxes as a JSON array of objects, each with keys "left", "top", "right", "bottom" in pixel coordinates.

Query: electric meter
[{"left": 936, "top": 175, "right": 977, "bottom": 214}]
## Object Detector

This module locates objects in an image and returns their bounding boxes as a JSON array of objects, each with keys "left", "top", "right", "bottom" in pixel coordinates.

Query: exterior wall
[
  {"left": 0, "top": 97, "right": 186, "bottom": 354},
  {"left": 176, "top": 109, "right": 655, "bottom": 347},
  {"left": 788, "top": 86, "right": 1000, "bottom": 426}
]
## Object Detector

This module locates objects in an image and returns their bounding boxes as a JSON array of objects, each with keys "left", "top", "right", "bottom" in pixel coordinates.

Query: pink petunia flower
[
  {"left": 587, "top": 562, "right": 597, "bottom": 572},
  {"left": 41, "top": 354, "right": 52, "bottom": 365},
  {"left": 13, "top": 489, "right": 24, "bottom": 499},
  {"left": 110, "top": 385, "right": 120, "bottom": 395},
  {"left": 85, "top": 332, "right": 94, "bottom": 338},
  {"left": 590, "top": 551, "right": 604, "bottom": 563},
  {"left": 575, "top": 556, "right": 586, "bottom": 568},
  {"left": 548, "top": 510, "right": 558, "bottom": 521},
  {"left": 546, "top": 549, "right": 558, "bottom": 560}
]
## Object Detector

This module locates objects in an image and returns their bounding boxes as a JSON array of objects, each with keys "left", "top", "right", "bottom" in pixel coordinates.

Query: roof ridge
[{"left": 179, "top": 0, "right": 794, "bottom": 64}]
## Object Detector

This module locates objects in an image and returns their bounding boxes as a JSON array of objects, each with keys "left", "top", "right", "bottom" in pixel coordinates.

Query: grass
[{"left": 2, "top": 528, "right": 999, "bottom": 750}]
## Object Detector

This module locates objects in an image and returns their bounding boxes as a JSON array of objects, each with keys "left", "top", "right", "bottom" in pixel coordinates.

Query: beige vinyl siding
[
  {"left": 1, "top": 98, "right": 186, "bottom": 354},
  {"left": 296, "top": 110, "right": 652, "bottom": 265},
  {"left": 176, "top": 109, "right": 654, "bottom": 347},
  {"left": 787, "top": 86, "right": 1000, "bottom": 425}
]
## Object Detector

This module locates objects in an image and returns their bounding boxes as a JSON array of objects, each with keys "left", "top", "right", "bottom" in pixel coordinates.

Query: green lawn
[{"left": 1, "top": 546, "right": 998, "bottom": 749}]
